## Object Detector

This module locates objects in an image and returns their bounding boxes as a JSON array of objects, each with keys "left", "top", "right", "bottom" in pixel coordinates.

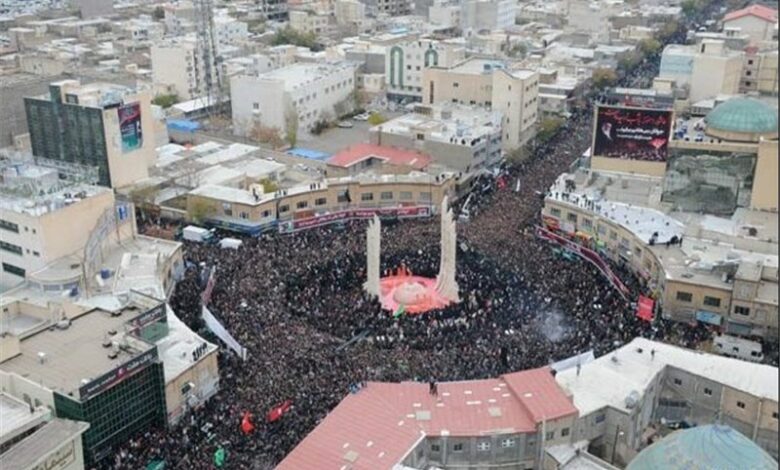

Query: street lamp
[{"left": 611, "top": 426, "right": 625, "bottom": 465}]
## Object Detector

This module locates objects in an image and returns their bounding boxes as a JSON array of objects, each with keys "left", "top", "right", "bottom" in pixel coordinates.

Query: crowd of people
[{"left": 104, "top": 20, "right": 726, "bottom": 470}]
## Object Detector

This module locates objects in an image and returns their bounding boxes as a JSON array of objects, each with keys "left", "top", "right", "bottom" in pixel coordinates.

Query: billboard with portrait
[
  {"left": 118, "top": 102, "right": 143, "bottom": 153},
  {"left": 593, "top": 106, "right": 673, "bottom": 162}
]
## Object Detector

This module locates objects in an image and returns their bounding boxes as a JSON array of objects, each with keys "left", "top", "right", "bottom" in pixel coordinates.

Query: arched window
[{"left": 390, "top": 46, "right": 404, "bottom": 88}]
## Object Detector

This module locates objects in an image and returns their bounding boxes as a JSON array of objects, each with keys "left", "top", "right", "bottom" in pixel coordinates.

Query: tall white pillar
[
  {"left": 363, "top": 215, "right": 381, "bottom": 298},
  {"left": 435, "top": 196, "right": 460, "bottom": 303}
]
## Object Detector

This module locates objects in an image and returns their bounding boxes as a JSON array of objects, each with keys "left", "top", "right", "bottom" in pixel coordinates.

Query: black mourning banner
[{"left": 593, "top": 106, "right": 673, "bottom": 162}]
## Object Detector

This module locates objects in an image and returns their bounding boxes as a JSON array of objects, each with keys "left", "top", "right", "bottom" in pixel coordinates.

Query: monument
[{"left": 364, "top": 197, "right": 460, "bottom": 315}]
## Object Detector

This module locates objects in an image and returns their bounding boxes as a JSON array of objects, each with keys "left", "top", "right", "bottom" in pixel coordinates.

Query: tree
[
  {"left": 259, "top": 178, "right": 278, "bottom": 193},
  {"left": 367, "top": 112, "right": 387, "bottom": 126},
  {"left": 189, "top": 199, "right": 214, "bottom": 224},
  {"left": 680, "top": 0, "right": 698, "bottom": 18},
  {"left": 285, "top": 111, "right": 299, "bottom": 147},
  {"left": 591, "top": 68, "right": 618, "bottom": 89},
  {"left": 152, "top": 93, "right": 179, "bottom": 109},
  {"left": 507, "top": 43, "right": 527, "bottom": 59},
  {"left": 537, "top": 117, "right": 564, "bottom": 143},
  {"left": 272, "top": 27, "right": 320, "bottom": 50},
  {"left": 638, "top": 38, "right": 662, "bottom": 56},
  {"left": 248, "top": 123, "right": 284, "bottom": 149},
  {"left": 152, "top": 6, "right": 165, "bottom": 20}
]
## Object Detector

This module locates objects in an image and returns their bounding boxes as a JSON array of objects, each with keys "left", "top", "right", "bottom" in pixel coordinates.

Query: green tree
[
  {"left": 367, "top": 112, "right": 387, "bottom": 126},
  {"left": 152, "top": 5, "right": 165, "bottom": 20},
  {"left": 591, "top": 68, "right": 618, "bottom": 89},
  {"left": 189, "top": 199, "right": 214, "bottom": 224},
  {"left": 638, "top": 38, "right": 662, "bottom": 56},
  {"left": 259, "top": 178, "right": 278, "bottom": 193},
  {"left": 285, "top": 111, "right": 299, "bottom": 147},
  {"left": 537, "top": 117, "right": 564, "bottom": 143},
  {"left": 152, "top": 93, "right": 179, "bottom": 109},
  {"left": 680, "top": 0, "right": 698, "bottom": 18},
  {"left": 272, "top": 27, "right": 320, "bottom": 50}
]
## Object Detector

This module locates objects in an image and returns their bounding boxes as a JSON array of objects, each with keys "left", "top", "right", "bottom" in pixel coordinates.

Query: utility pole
[{"left": 194, "top": 0, "right": 224, "bottom": 118}]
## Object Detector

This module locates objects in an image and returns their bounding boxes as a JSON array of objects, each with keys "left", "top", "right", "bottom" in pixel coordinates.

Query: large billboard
[
  {"left": 593, "top": 106, "right": 673, "bottom": 162},
  {"left": 118, "top": 102, "right": 143, "bottom": 153},
  {"left": 79, "top": 348, "right": 158, "bottom": 401}
]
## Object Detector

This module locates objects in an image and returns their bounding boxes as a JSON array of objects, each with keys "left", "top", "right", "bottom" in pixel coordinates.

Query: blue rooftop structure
[
  {"left": 705, "top": 98, "right": 778, "bottom": 134},
  {"left": 627, "top": 425, "right": 778, "bottom": 470},
  {"left": 167, "top": 119, "right": 201, "bottom": 133},
  {"left": 287, "top": 148, "right": 332, "bottom": 161}
]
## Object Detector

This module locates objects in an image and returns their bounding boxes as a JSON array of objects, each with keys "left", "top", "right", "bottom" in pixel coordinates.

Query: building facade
[
  {"left": 385, "top": 39, "right": 466, "bottom": 103},
  {"left": 24, "top": 80, "right": 154, "bottom": 188},
  {"left": 659, "top": 41, "right": 743, "bottom": 102}
]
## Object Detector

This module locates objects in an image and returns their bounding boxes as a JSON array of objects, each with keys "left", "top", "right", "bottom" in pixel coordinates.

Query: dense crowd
[{"left": 103, "top": 20, "right": 730, "bottom": 470}]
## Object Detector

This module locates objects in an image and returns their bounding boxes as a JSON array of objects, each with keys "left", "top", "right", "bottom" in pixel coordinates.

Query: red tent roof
[
  {"left": 327, "top": 143, "right": 432, "bottom": 170},
  {"left": 723, "top": 4, "right": 778, "bottom": 23},
  {"left": 276, "top": 367, "right": 577, "bottom": 470}
]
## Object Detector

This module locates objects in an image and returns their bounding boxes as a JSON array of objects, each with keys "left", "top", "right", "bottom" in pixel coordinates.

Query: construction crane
[{"left": 194, "top": 0, "right": 225, "bottom": 118}]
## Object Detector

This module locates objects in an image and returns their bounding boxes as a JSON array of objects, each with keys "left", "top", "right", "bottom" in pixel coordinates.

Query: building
[
  {"left": 0, "top": 392, "right": 89, "bottom": 470},
  {"left": 277, "top": 366, "right": 578, "bottom": 470},
  {"left": 163, "top": 0, "right": 197, "bottom": 36},
  {"left": 326, "top": 143, "right": 432, "bottom": 176},
  {"left": 722, "top": 4, "right": 778, "bottom": 45},
  {"left": 289, "top": 9, "right": 329, "bottom": 35},
  {"left": 740, "top": 48, "right": 779, "bottom": 96},
  {"left": 71, "top": 0, "right": 113, "bottom": 18},
  {"left": 258, "top": 0, "right": 289, "bottom": 21},
  {"left": 460, "top": 0, "right": 516, "bottom": 33},
  {"left": 230, "top": 62, "right": 358, "bottom": 137},
  {"left": 360, "top": 0, "right": 411, "bottom": 17},
  {"left": 423, "top": 57, "right": 539, "bottom": 150},
  {"left": 151, "top": 36, "right": 215, "bottom": 101},
  {"left": 213, "top": 12, "right": 248, "bottom": 53},
  {"left": 368, "top": 103, "right": 504, "bottom": 171},
  {"left": 385, "top": 39, "right": 466, "bottom": 103},
  {"left": 23, "top": 80, "right": 154, "bottom": 188},
  {"left": 185, "top": 172, "right": 457, "bottom": 235},
  {"left": 335, "top": 0, "right": 367, "bottom": 29},
  {"left": 658, "top": 40, "right": 743, "bottom": 103},
  {"left": 544, "top": 99, "right": 778, "bottom": 341}
]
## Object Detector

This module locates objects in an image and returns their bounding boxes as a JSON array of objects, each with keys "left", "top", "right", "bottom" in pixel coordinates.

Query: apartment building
[
  {"left": 230, "top": 62, "right": 358, "bottom": 137},
  {"left": 360, "top": 0, "right": 412, "bottom": 17},
  {"left": 740, "top": 48, "right": 779, "bottom": 96},
  {"left": 722, "top": 4, "right": 778, "bottom": 45},
  {"left": 659, "top": 40, "right": 743, "bottom": 102},
  {"left": 289, "top": 9, "right": 329, "bottom": 35},
  {"left": 151, "top": 36, "right": 213, "bottom": 101},
  {"left": 423, "top": 57, "right": 539, "bottom": 150},
  {"left": 24, "top": 80, "right": 155, "bottom": 188},
  {"left": 368, "top": 103, "right": 504, "bottom": 171},
  {"left": 385, "top": 39, "right": 466, "bottom": 103},
  {"left": 163, "top": 0, "right": 197, "bottom": 35},
  {"left": 460, "top": 0, "right": 516, "bottom": 33}
]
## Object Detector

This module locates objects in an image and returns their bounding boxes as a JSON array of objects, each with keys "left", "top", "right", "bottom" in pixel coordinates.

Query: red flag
[
  {"left": 497, "top": 176, "right": 507, "bottom": 189},
  {"left": 636, "top": 296, "right": 654, "bottom": 322},
  {"left": 266, "top": 400, "right": 292, "bottom": 423},
  {"left": 241, "top": 411, "right": 255, "bottom": 435}
]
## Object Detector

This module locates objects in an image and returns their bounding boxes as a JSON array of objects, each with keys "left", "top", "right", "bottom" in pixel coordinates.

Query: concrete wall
[
  {"left": 724, "top": 15, "right": 776, "bottom": 44},
  {"left": 0, "top": 369, "right": 55, "bottom": 409},
  {"left": 751, "top": 139, "right": 779, "bottom": 211},
  {"left": 164, "top": 348, "right": 219, "bottom": 424},
  {"left": 102, "top": 89, "right": 155, "bottom": 188}
]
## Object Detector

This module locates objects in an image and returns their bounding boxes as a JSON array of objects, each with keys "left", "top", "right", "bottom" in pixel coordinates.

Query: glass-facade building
[
  {"left": 53, "top": 355, "right": 167, "bottom": 464},
  {"left": 24, "top": 84, "right": 112, "bottom": 186}
]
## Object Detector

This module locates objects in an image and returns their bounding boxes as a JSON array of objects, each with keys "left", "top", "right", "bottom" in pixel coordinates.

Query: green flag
[
  {"left": 146, "top": 461, "right": 165, "bottom": 470},
  {"left": 214, "top": 447, "right": 226, "bottom": 467},
  {"left": 393, "top": 304, "right": 406, "bottom": 318}
]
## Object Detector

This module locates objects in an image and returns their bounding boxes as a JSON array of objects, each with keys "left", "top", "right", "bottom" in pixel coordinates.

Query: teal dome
[
  {"left": 705, "top": 98, "right": 778, "bottom": 134},
  {"left": 627, "top": 425, "right": 778, "bottom": 470}
]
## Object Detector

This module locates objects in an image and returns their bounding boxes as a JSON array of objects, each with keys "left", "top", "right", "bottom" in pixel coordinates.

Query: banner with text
[
  {"left": 636, "top": 295, "right": 655, "bottom": 322},
  {"left": 118, "top": 102, "right": 143, "bottom": 153},
  {"left": 593, "top": 105, "right": 672, "bottom": 162},
  {"left": 202, "top": 305, "right": 247, "bottom": 361},
  {"left": 279, "top": 206, "right": 431, "bottom": 233}
]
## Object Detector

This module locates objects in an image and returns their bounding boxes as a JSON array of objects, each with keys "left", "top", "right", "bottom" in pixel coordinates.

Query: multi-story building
[
  {"left": 360, "top": 0, "right": 411, "bottom": 17},
  {"left": 289, "top": 9, "right": 329, "bottom": 35},
  {"left": 163, "top": 0, "right": 197, "bottom": 36},
  {"left": 741, "top": 48, "right": 779, "bottom": 96},
  {"left": 230, "top": 62, "right": 358, "bottom": 137},
  {"left": 335, "top": 0, "right": 367, "bottom": 30},
  {"left": 542, "top": 98, "right": 778, "bottom": 341},
  {"left": 257, "top": 0, "right": 289, "bottom": 21},
  {"left": 213, "top": 12, "right": 249, "bottom": 53},
  {"left": 460, "top": 0, "right": 516, "bottom": 33},
  {"left": 121, "top": 15, "right": 165, "bottom": 50},
  {"left": 423, "top": 57, "right": 539, "bottom": 150},
  {"left": 151, "top": 36, "right": 214, "bottom": 101},
  {"left": 277, "top": 366, "right": 578, "bottom": 470},
  {"left": 368, "top": 103, "right": 504, "bottom": 171},
  {"left": 71, "top": 0, "right": 113, "bottom": 18},
  {"left": 385, "top": 39, "right": 466, "bottom": 103},
  {"left": 659, "top": 40, "right": 743, "bottom": 103},
  {"left": 23, "top": 80, "right": 154, "bottom": 188},
  {"left": 722, "top": 4, "right": 778, "bottom": 46}
]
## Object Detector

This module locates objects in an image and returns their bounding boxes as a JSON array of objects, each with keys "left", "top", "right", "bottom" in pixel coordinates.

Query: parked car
[
  {"left": 337, "top": 120, "right": 354, "bottom": 128},
  {"left": 353, "top": 112, "right": 370, "bottom": 121}
]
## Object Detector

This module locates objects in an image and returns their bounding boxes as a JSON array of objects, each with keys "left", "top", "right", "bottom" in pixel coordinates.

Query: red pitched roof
[
  {"left": 276, "top": 367, "right": 577, "bottom": 470},
  {"left": 327, "top": 143, "right": 432, "bottom": 170},
  {"left": 723, "top": 4, "right": 778, "bottom": 23}
]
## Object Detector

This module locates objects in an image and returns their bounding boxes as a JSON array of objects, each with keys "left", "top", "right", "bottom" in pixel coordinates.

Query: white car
[
  {"left": 353, "top": 112, "right": 371, "bottom": 121},
  {"left": 337, "top": 120, "right": 354, "bottom": 128}
]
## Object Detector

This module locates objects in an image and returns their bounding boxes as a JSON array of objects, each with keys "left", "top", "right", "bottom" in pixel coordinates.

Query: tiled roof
[
  {"left": 327, "top": 143, "right": 432, "bottom": 170},
  {"left": 276, "top": 367, "right": 577, "bottom": 470},
  {"left": 723, "top": 4, "right": 778, "bottom": 23}
]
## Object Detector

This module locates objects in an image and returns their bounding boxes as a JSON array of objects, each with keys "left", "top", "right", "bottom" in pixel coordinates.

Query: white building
[
  {"left": 151, "top": 36, "right": 218, "bottom": 100},
  {"left": 385, "top": 39, "right": 466, "bottom": 103},
  {"left": 722, "top": 4, "right": 778, "bottom": 45},
  {"left": 120, "top": 15, "right": 164, "bottom": 49},
  {"left": 335, "top": 0, "right": 367, "bottom": 28},
  {"left": 659, "top": 40, "right": 743, "bottom": 102},
  {"left": 289, "top": 9, "right": 329, "bottom": 35},
  {"left": 428, "top": 0, "right": 461, "bottom": 29},
  {"left": 460, "top": 0, "right": 516, "bottom": 33},
  {"left": 163, "top": 0, "right": 197, "bottom": 35},
  {"left": 231, "top": 62, "right": 358, "bottom": 137},
  {"left": 213, "top": 12, "right": 248, "bottom": 52}
]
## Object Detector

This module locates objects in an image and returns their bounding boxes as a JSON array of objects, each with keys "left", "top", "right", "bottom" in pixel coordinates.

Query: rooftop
[
  {"left": 248, "top": 62, "right": 357, "bottom": 91},
  {"left": 373, "top": 103, "right": 502, "bottom": 146},
  {"left": 327, "top": 143, "right": 432, "bottom": 169},
  {"left": 555, "top": 337, "right": 779, "bottom": 417},
  {"left": 0, "top": 418, "right": 90, "bottom": 470},
  {"left": 705, "top": 97, "right": 778, "bottom": 135},
  {"left": 723, "top": 4, "right": 778, "bottom": 23},
  {"left": 450, "top": 57, "right": 509, "bottom": 75},
  {"left": 278, "top": 367, "right": 575, "bottom": 470},
  {"left": 0, "top": 393, "right": 50, "bottom": 445}
]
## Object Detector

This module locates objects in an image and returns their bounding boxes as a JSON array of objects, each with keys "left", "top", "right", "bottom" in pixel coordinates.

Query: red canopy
[
  {"left": 266, "top": 400, "right": 293, "bottom": 423},
  {"left": 636, "top": 296, "right": 654, "bottom": 322},
  {"left": 241, "top": 411, "right": 255, "bottom": 435}
]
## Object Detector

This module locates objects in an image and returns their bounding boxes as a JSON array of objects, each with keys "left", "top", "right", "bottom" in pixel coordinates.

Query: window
[
  {"left": 610, "top": 231, "right": 618, "bottom": 241},
  {"left": 595, "top": 414, "right": 606, "bottom": 424},
  {"left": 477, "top": 441, "right": 490, "bottom": 452},
  {"left": 400, "top": 191, "right": 413, "bottom": 200},
  {"left": 33, "top": 251, "right": 40, "bottom": 257},
  {"left": 453, "top": 443, "right": 464, "bottom": 452},
  {"left": 566, "top": 213, "right": 577, "bottom": 223},
  {"left": 361, "top": 193, "right": 374, "bottom": 201},
  {"left": 315, "top": 197, "right": 327, "bottom": 206},
  {"left": 703, "top": 387, "right": 712, "bottom": 396},
  {"left": 261, "top": 210, "right": 271, "bottom": 218},
  {"left": 748, "top": 59, "right": 754, "bottom": 65},
  {"left": 419, "top": 192, "right": 432, "bottom": 202},
  {"left": 737, "top": 401, "right": 746, "bottom": 409},
  {"left": 279, "top": 204, "right": 290, "bottom": 213},
  {"left": 0, "top": 219, "right": 19, "bottom": 233},
  {"left": 2, "top": 263, "right": 24, "bottom": 277},
  {"left": 337, "top": 190, "right": 350, "bottom": 203},
  {"left": 0, "top": 241, "right": 23, "bottom": 256},
  {"left": 772, "top": 412, "right": 778, "bottom": 419},
  {"left": 546, "top": 431, "right": 554, "bottom": 440},
  {"left": 501, "top": 438, "right": 516, "bottom": 448},
  {"left": 734, "top": 306, "right": 750, "bottom": 316},
  {"left": 253, "top": 102, "right": 259, "bottom": 110},
  {"left": 582, "top": 218, "right": 593, "bottom": 229},
  {"left": 550, "top": 208, "right": 561, "bottom": 217},
  {"left": 296, "top": 201, "right": 308, "bottom": 209},
  {"left": 676, "top": 291, "right": 693, "bottom": 302},
  {"left": 181, "top": 382, "right": 193, "bottom": 395},
  {"left": 745, "top": 70, "right": 752, "bottom": 76},
  {"left": 431, "top": 443, "right": 440, "bottom": 452},
  {"left": 703, "top": 296, "right": 721, "bottom": 308},
  {"left": 381, "top": 191, "right": 393, "bottom": 200},
  {"left": 453, "top": 82, "right": 459, "bottom": 88},
  {"left": 673, "top": 378, "right": 682, "bottom": 385},
  {"left": 239, "top": 212, "right": 249, "bottom": 219},
  {"left": 416, "top": 133, "right": 425, "bottom": 141},
  {"left": 561, "top": 428, "right": 570, "bottom": 437}
]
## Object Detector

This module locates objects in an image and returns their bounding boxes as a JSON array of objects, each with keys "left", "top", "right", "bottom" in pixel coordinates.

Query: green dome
[
  {"left": 705, "top": 98, "right": 778, "bottom": 134},
  {"left": 627, "top": 425, "right": 778, "bottom": 470}
]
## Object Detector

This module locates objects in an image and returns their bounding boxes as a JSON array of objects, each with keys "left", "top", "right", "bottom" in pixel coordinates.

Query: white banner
[{"left": 202, "top": 305, "right": 247, "bottom": 361}]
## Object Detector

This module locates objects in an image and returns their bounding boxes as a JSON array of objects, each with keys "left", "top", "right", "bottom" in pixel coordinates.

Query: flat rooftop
[
  {"left": 0, "top": 308, "right": 154, "bottom": 398},
  {"left": 450, "top": 57, "right": 509, "bottom": 75},
  {"left": 374, "top": 104, "right": 502, "bottom": 145},
  {"left": 251, "top": 62, "right": 356, "bottom": 91},
  {"left": 0, "top": 418, "right": 89, "bottom": 470},
  {"left": 328, "top": 143, "right": 432, "bottom": 170},
  {"left": 0, "top": 394, "right": 49, "bottom": 445},
  {"left": 556, "top": 337, "right": 779, "bottom": 417}
]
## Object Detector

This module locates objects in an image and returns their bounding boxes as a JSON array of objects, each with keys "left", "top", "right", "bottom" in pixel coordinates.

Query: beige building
[
  {"left": 659, "top": 40, "right": 743, "bottom": 103},
  {"left": 151, "top": 36, "right": 211, "bottom": 101},
  {"left": 722, "top": 4, "right": 778, "bottom": 45},
  {"left": 423, "top": 57, "right": 539, "bottom": 150},
  {"left": 289, "top": 9, "right": 329, "bottom": 35}
]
